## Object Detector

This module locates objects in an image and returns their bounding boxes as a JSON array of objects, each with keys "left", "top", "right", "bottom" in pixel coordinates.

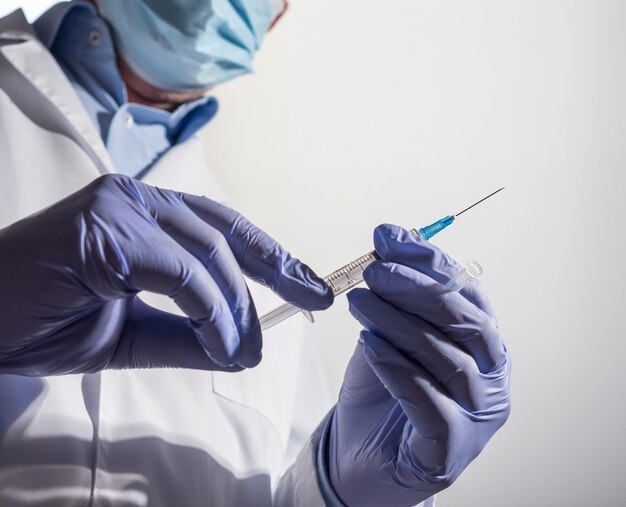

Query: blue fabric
[
  {"left": 315, "top": 409, "right": 347, "bottom": 507},
  {"left": 33, "top": 1, "right": 218, "bottom": 178},
  {"left": 96, "top": 0, "right": 284, "bottom": 91}
]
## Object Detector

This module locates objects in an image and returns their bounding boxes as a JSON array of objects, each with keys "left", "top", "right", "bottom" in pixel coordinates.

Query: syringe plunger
[{"left": 445, "top": 260, "right": 483, "bottom": 291}]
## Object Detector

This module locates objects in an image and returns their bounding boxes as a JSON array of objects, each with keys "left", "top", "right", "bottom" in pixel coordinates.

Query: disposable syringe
[{"left": 259, "top": 188, "right": 504, "bottom": 331}]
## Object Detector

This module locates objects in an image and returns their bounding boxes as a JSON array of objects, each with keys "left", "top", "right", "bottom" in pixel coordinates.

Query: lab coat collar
[
  {"left": 0, "top": 9, "right": 35, "bottom": 38},
  {"left": 0, "top": 8, "right": 114, "bottom": 174}
]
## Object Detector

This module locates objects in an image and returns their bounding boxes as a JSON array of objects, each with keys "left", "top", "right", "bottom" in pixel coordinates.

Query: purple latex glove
[
  {"left": 328, "top": 224, "right": 511, "bottom": 506},
  {"left": 0, "top": 174, "right": 332, "bottom": 375}
]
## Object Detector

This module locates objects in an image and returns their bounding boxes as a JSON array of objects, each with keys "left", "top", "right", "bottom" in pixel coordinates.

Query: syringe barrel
[
  {"left": 309, "top": 224, "right": 430, "bottom": 298},
  {"left": 260, "top": 251, "right": 379, "bottom": 331},
  {"left": 324, "top": 251, "right": 379, "bottom": 297}
]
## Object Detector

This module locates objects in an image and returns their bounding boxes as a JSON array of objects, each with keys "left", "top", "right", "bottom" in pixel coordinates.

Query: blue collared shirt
[{"left": 33, "top": 1, "right": 218, "bottom": 178}]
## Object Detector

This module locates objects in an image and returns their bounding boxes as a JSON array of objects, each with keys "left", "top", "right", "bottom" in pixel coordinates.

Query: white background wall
[{"left": 8, "top": 1, "right": 626, "bottom": 506}]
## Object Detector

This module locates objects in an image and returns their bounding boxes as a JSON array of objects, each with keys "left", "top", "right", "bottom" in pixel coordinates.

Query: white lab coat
[{"left": 0, "top": 9, "right": 334, "bottom": 506}]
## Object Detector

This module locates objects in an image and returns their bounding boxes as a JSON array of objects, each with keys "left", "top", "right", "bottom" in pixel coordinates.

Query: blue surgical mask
[{"left": 97, "top": 0, "right": 284, "bottom": 92}]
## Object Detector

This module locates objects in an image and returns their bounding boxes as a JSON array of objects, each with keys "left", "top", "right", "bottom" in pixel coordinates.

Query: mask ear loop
[{"left": 269, "top": 0, "right": 289, "bottom": 30}]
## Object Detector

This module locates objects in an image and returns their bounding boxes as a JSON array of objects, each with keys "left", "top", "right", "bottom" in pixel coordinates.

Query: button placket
[
  {"left": 89, "top": 30, "right": 101, "bottom": 47},
  {"left": 124, "top": 111, "right": 134, "bottom": 128}
]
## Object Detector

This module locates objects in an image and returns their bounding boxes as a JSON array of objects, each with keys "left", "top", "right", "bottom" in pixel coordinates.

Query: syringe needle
[
  {"left": 455, "top": 187, "right": 505, "bottom": 217},
  {"left": 413, "top": 187, "right": 506, "bottom": 241}
]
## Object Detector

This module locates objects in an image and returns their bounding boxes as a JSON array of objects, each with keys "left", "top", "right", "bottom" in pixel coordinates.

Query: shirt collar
[{"left": 32, "top": 1, "right": 90, "bottom": 50}]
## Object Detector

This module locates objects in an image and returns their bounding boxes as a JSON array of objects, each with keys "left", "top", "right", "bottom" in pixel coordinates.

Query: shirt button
[
  {"left": 89, "top": 30, "right": 101, "bottom": 47},
  {"left": 124, "top": 112, "right": 134, "bottom": 127}
]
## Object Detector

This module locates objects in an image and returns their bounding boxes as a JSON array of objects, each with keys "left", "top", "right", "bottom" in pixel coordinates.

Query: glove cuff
[{"left": 315, "top": 408, "right": 348, "bottom": 507}]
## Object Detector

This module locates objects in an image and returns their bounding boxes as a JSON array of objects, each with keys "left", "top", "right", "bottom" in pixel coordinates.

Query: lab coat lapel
[{"left": 0, "top": 9, "right": 114, "bottom": 175}]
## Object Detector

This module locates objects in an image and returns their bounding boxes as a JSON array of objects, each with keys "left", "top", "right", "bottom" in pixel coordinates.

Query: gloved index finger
[
  {"left": 181, "top": 194, "right": 333, "bottom": 312},
  {"left": 128, "top": 183, "right": 263, "bottom": 368},
  {"left": 120, "top": 228, "right": 242, "bottom": 368},
  {"left": 373, "top": 224, "right": 498, "bottom": 321}
]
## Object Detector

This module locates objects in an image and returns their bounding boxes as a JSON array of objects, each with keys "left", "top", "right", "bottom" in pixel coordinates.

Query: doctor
[{"left": 0, "top": 1, "right": 511, "bottom": 506}]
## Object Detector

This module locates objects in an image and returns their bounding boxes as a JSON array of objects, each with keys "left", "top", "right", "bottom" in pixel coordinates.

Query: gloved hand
[
  {"left": 0, "top": 174, "right": 332, "bottom": 375},
  {"left": 327, "top": 224, "right": 511, "bottom": 507}
]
